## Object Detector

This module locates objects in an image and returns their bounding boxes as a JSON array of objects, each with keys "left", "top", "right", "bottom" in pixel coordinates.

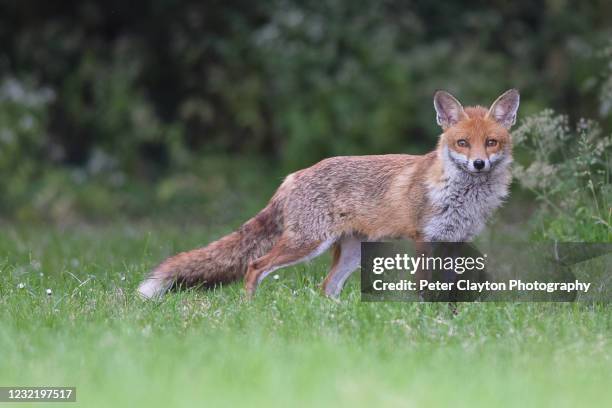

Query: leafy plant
[{"left": 513, "top": 110, "right": 611, "bottom": 241}]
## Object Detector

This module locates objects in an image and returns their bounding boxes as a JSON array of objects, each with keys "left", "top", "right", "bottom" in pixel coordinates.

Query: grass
[{"left": 0, "top": 223, "right": 611, "bottom": 407}]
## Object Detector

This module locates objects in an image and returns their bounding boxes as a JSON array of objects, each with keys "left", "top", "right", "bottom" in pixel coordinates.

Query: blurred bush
[
  {"left": 514, "top": 111, "right": 611, "bottom": 241},
  {"left": 0, "top": 1, "right": 611, "bottom": 220},
  {"left": 512, "top": 43, "right": 612, "bottom": 242},
  {"left": 0, "top": 78, "right": 54, "bottom": 213}
]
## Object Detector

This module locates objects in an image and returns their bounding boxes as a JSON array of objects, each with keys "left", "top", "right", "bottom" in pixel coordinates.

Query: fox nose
[{"left": 473, "top": 159, "right": 485, "bottom": 170}]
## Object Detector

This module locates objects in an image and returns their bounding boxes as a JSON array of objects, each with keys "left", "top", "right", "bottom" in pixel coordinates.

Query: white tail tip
[{"left": 137, "top": 278, "right": 170, "bottom": 300}]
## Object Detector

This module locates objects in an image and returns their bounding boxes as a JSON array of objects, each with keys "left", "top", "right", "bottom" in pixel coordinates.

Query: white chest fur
[{"left": 423, "top": 154, "right": 511, "bottom": 242}]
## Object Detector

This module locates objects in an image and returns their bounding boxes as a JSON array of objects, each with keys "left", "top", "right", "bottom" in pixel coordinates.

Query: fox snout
[
  {"left": 468, "top": 150, "right": 508, "bottom": 173},
  {"left": 469, "top": 158, "right": 489, "bottom": 172},
  {"left": 473, "top": 159, "right": 485, "bottom": 170},
  {"left": 447, "top": 149, "right": 495, "bottom": 174}
]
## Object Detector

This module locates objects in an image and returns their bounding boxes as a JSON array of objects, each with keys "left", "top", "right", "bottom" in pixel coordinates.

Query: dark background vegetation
[{"left": 0, "top": 0, "right": 611, "bottom": 223}]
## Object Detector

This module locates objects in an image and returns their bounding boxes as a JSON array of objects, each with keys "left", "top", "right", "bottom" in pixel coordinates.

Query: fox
[{"left": 138, "top": 89, "right": 520, "bottom": 299}]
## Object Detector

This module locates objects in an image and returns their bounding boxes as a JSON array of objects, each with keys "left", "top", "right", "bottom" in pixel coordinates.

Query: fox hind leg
[
  {"left": 244, "top": 235, "right": 335, "bottom": 297},
  {"left": 322, "top": 236, "right": 361, "bottom": 298}
]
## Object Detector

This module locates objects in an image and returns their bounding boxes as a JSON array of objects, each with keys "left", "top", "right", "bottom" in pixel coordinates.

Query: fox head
[{"left": 433, "top": 89, "right": 520, "bottom": 174}]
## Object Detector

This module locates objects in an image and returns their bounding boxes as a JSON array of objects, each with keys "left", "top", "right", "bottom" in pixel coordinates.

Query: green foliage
[
  {"left": 598, "top": 41, "right": 612, "bottom": 119},
  {"left": 57, "top": 46, "right": 188, "bottom": 175},
  {"left": 3, "top": 155, "right": 277, "bottom": 224},
  {"left": 0, "top": 1, "right": 611, "bottom": 223},
  {"left": 0, "top": 78, "right": 54, "bottom": 212},
  {"left": 514, "top": 110, "right": 612, "bottom": 241}
]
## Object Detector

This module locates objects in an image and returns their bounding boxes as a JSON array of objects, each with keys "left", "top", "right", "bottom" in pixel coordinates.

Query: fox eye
[
  {"left": 457, "top": 139, "right": 469, "bottom": 148},
  {"left": 486, "top": 139, "right": 498, "bottom": 147}
]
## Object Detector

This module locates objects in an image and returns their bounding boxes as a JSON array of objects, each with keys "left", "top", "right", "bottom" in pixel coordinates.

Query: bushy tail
[{"left": 137, "top": 203, "right": 283, "bottom": 299}]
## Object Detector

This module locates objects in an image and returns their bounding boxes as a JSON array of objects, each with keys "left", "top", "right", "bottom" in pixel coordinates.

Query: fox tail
[{"left": 137, "top": 202, "right": 283, "bottom": 299}]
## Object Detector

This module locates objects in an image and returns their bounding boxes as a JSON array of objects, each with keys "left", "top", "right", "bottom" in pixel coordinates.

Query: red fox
[{"left": 138, "top": 89, "right": 520, "bottom": 299}]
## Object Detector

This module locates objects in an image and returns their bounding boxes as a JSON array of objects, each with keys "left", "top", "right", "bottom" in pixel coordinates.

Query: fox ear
[
  {"left": 433, "top": 91, "right": 467, "bottom": 129},
  {"left": 486, "top": 89, "right": 520, "bottom": 128}
]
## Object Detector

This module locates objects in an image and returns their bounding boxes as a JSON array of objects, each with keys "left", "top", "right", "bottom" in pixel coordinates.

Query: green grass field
[{"left": 1, "top": 224, "right": 611, "bottom": 407}]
